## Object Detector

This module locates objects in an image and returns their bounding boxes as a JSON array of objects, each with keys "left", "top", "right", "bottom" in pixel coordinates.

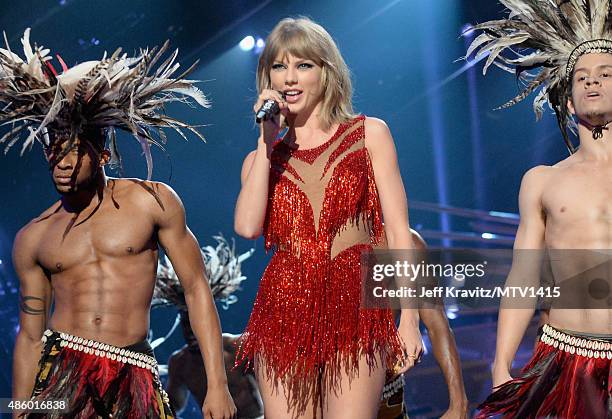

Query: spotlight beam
[{"left": 391, "top": 52, "right": 488, "bottom": 117}]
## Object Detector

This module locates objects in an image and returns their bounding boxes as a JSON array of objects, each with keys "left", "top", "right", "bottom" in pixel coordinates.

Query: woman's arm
[
  {"left": 234, "top": 90, "right": 287, "bottom": 239},
  {"left": 365, "top": 116, "right": 423, "bottom": 372}
]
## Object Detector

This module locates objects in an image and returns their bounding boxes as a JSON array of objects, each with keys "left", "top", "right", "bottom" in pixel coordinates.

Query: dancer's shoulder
[{"left": 519, "top": 165, "right": 555, "bottom": 199}]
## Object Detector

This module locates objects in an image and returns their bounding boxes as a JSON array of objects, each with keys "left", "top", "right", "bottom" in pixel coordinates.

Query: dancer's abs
[
  {"left": 544, "top": 206, "right": 612, "bottom": 334},
  {"left": 48, "top": 251, "right": 158, "bottom": 347}
]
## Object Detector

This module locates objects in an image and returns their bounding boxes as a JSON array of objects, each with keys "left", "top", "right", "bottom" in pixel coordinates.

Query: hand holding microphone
[
  {"left": 254, "top": 90, "right": 288, "bottom": 145},
  {"left": 256, "top": 99, "right": 280, "bottom": 123},
  {"left": 254, "top": 90, "right": 286, "bottom": 123}
]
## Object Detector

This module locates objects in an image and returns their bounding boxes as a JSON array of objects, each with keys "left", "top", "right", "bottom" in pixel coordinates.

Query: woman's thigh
[
  {"left": 255, "top": 358, "right": 317, "bottom": 419},
  {"left": 322, "top": 355, "right": 387, "bottom": 419}
]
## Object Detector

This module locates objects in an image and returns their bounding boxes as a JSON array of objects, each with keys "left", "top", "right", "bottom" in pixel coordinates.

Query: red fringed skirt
[
  {"left": 477, "top": 324, "right": 612, "bottom": 418},
  {"left": 235, "top": 245, "right": 402, "bottom": 415},
  {"left": 26, "top": 329, "right": 174, "bottom": 419}
]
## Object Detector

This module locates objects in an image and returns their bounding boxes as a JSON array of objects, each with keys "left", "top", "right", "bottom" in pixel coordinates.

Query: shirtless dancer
[
  {"left": 4, "top": 32, "right": 236, "bottom": 418},
  {"left": 468, "top": 1, "right": 612, "bottom": 417},
  {"left": 154, "top": 240, "right": 263, "bottom": 418},
  {"left": 167, "top": 328, "right": 263, "bottom": 419}
]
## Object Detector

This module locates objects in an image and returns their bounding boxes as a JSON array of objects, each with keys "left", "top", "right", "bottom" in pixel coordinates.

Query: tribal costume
[
  {"left": 235, "top": 115, "right": 403, "bottom": 415},
  {"left": 476, "top": 324, "right": 612, "bottom": 418},
  {"left": 467, "top": 1, "right": 612, "bottom": 416},
  {"left": 1, "top": 29, "right": 207, "bottom": 418},
  {"left": 378, "top": 372, "right": 408, "bottom": 419},
  {"left": 27, "top": 330, "right": 173, "bottom": 419}
]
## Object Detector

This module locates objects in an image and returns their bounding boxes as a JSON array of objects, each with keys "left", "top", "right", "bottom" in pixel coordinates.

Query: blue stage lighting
[
  {"left": 446, "top": 304, "right": 459, "bottom": 320},
  {"left": 254, "top": 38, "right": 265, "bottom": 53},
  {"left": 239, "top": 36, "right": 255, "bottom": 51}
]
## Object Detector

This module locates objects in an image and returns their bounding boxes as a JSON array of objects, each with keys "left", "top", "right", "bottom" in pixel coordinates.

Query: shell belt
[
  {"left": 42, "top": 329, "right": 159, "bottom": 374},
  {"left": 540, "top": 324, "right": 612, "bottom": 360}
]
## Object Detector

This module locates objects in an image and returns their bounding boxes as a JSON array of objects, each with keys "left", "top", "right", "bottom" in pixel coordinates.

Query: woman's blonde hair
[{"left": 256, "top": 17, "right": 356, "bottom": 129}]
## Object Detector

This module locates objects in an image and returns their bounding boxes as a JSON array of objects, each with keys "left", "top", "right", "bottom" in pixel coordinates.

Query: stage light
[
  {"left": 481, "top": 233, "right": 494, "bottom": 240},
  {"left": 446, "top": 304, "right": 459, "bottom": 320},
  {"left": 254, "top": 38, "right": 265, "bottom": 53},
  {"left": 239, "top": 36, "right": 255, "bottom": 51}
]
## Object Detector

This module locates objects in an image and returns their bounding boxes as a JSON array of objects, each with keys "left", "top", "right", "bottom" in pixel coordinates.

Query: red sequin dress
[{"left": 237, "top": 115, "right": 402, "bottom": 411}]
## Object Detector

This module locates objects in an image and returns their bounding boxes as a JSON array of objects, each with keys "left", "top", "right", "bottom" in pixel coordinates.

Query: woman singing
[{"left": 234, "top": 17, "right": 422, "bottom": 419}]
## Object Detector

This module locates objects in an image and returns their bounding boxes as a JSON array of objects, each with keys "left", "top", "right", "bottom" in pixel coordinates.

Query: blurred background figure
[{"left": 153, "top": 235, "right": 262, "bottom": 418}]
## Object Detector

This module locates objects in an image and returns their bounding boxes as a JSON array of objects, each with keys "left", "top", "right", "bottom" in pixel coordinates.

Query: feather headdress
[
  {"left": 0, "top": 28, "right": 208, "bottom": 177},
  {"left": 466, "top": 0, "right": 612, "bottom": 153},
  {"left": 153, "top": 235, "right": 254, "bottom": 310}
]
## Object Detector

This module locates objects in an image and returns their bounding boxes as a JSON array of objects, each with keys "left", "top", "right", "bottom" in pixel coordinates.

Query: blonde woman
[{"left": 234, "top": 17, "right": 422, "bottom": 419}]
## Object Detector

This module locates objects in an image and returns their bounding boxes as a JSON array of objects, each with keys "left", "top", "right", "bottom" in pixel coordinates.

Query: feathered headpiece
[
  {"left": 0, "top": 28, "right": 208, "bottom": 177},
  {"left": 466, "top": 0, "right": 612, "bottom": 154},
  {"left": 153, "top": 235, "right": 254, "bottom": 310}
]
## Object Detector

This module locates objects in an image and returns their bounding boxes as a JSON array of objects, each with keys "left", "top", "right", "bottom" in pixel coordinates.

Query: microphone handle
[{"left": 255, "top": 99, "right": 281, "bottom": 123}]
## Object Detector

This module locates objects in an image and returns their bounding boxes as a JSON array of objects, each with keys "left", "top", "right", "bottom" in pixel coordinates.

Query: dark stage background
[{"left": 0, "top": 1, "right": 566, "bottom": 417}]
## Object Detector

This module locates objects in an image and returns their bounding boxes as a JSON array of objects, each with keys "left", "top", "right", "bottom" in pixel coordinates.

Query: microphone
[{"left": 255, "top": 93, "right": 284, "bottom": 123}]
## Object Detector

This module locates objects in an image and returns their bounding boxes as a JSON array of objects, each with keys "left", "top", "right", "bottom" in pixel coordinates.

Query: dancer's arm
[
  {"left": 420, "top": 307, "right": 468, "bottom": 418},
  {"left": 155, "top": 182, "right": 236, "bottom": 419},
  {"left": 12, "top": 226, "right": 53, "bottom": 417},
  {"left": 492, "top": 166, "right": 547, "bottom": 387}
]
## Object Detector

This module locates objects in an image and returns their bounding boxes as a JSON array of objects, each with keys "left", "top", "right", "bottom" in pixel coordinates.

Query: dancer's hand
[
  {"left": 202, "top": 386, "right": 237, "bottom": 419},
  {"left": 395, "top": 318, "right": 423, "bottom": 373}
]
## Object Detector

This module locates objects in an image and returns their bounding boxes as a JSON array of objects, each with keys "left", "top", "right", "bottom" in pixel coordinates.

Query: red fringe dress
[{"left": 236, "top": 115, "right": 402, "bottom": 413}]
